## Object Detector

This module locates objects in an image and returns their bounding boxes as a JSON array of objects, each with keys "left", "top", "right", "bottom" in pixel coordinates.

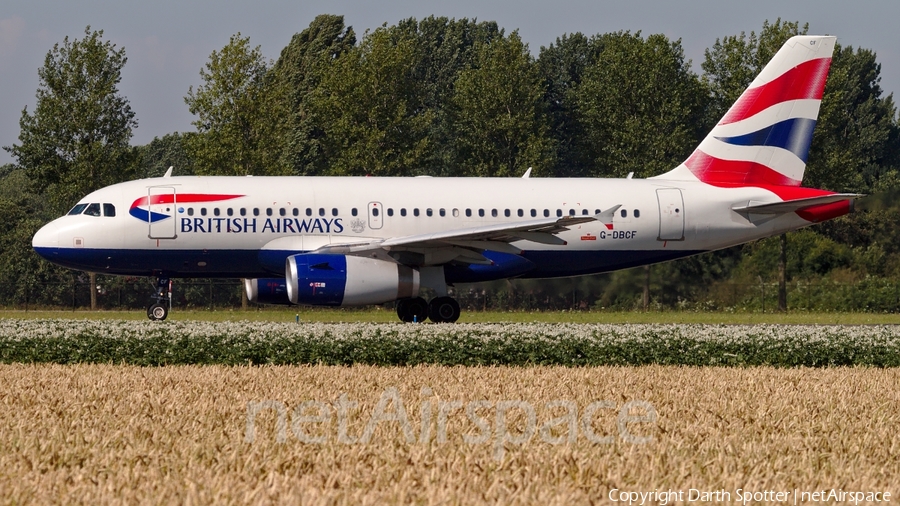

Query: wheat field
[{"left": 1, "top": 364, "right": 897, "bottom": 504}]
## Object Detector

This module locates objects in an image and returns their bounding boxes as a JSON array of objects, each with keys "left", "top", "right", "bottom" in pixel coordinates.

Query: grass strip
[{"left": 2, "top": 319, "right": 899, "bottom": 367}]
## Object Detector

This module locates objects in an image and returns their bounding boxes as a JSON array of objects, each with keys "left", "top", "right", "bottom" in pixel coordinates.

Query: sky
[{"left": 1, "top": 0, "right": 898, "bottom": 166}]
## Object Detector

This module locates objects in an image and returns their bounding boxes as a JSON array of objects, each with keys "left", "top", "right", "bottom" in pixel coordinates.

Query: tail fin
[{"left": 656, "top": 35, "right": 836, "bottom": 187}]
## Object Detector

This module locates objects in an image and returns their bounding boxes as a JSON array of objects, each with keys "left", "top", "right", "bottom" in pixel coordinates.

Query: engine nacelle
[
  {"left": 244, "top": 278, "right": 292, "bottom": 305},
  {"left": 286, "top": 254, "right": 420, "bottom": 306}
]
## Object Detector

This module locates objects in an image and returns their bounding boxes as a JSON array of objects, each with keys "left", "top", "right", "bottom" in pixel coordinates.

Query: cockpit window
[
  {"left": 103, "top": 203, "right": 116, "bottom": 217},
  {"left": 84, "top": 203, "right": 101, "bottom": 217},
  {"left": 68, "top": 204, "right": 88, "bottom": 216}
]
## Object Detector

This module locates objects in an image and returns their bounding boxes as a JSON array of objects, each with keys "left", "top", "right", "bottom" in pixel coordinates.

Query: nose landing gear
[{"left": 147, "top": 277, "right": 171, "bottom": 321}]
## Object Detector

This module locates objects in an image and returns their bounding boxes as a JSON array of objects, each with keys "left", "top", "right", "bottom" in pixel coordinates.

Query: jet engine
[
  {"left": 286, "top": 254, "right": 420, "bottom": 306},
  {"left": 244, "top": 278, "right": 292, "bottom": 305}
]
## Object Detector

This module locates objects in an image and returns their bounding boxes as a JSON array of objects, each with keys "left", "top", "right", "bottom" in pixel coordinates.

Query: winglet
[{"left": 593, "top": 204, "right": 622, "bottom": 230}]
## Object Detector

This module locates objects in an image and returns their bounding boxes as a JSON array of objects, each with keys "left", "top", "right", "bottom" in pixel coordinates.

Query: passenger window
[
  {"left": 332, "top": 208, "right": 338, "bottom": 217},
  {"left": 478, "top": 209, "right": 485, "bottom": 217},
  {"left": 266, "top": 208, "right": 273, "bottom": 217},
  {"left": 279, "top": 208, "right": 286, "bottom": 216},
  {"left": 253, "top": 208, "right": 260, "bottom": 217},
  {"left": 318, "top": 208, "right": 325, "bottom": 217},
  {"left": 413, "top": 208, "right": 420, "bottom": 217},
  {"left": 84, "top": 203, "right": 101, "bottom": 217},
  {"left": 352, "top": 208, "right": 358, "bottom": 217},
  {"left": 387, "top": 208, "right": 394, "bottom": 216},
  {"left": 306, "top": 208, "right": 312, "bottom": 217},
  {"left": 187, "top": 208, "right": 194, "bottom": 216},
  {"left": 543, "top": 209, "right": 550, "bottom": 217},
  {"left": 201, "top": 208, "right": 208, "bottom": 217},
  {"left": 372, "top": 208, "right": 380, "bottom": 217},
  {"left": 452, "top": 209, "right": 459, "bottom": 217},
  {"left": 556, "top": 209, "right": 563, "bottom": 217},
  {"left": 634, "top": 209, "right": 641, "bottom": 218},
  {"left": 531, "top": 209, "right": 537, "bottom": 217},
  {"left": 401, "top": 208, "right": 407, "bottom": 217},
  {"left": 103, "top": 203, "right": 116, "bottom": 217},
  {"left": 426, "top": 208, "right": 433, "bottom": 217},
  {"left": 595, "top": 209, "right": 601, "bottom": 215},
  {"left": 517, "top": 209, "right": 523, "bottom": 217},
  {"left": 466, "top": 209, "right": 472, "bottom": 217},
  {"left": 504, "top": 209, "right": 510, "bottom": 217},
  {"left": 621, "top": 209, "right": 628, "bottom": 218},
  {"left": 292, "top": 208, "right": 299, "bottom": 217},
  {"left": 439, "top": 208, "right": 446, "bottom": 217},
  {"left": 492, "top": 209, "right": 498, "bottom": 217},
  {"left": 240, "top": 208, "right": 247, "bottom": 216},
  {"left": 582, "top": 209, "right": 589, "bottom": 216},
  {"left": 227, "top": 208, "right": 234, "bottom": 217},
  {"left": 215, "top": 208, "right": 222, "bottom": 216},
  {"left": 569, "top": 209, "right": 575, "bottom": 216}
]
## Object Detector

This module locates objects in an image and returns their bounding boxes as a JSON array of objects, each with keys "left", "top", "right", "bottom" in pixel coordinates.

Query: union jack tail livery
[{"left": 659, "top": 35, "right": 835, "bottom": 188}]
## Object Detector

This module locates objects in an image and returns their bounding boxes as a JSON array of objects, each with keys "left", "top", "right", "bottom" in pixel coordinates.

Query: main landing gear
[
  {"left": 396, "top": 296, "right": 461, "bottom": 323},
  {"left": 147, "top": 277, "right": 171, "bottom": 321}
]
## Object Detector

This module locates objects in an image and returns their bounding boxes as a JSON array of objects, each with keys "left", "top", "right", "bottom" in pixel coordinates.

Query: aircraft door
[
  {"left": 656, "top": 188, "right": 684, "bottom": 241},
  {"left": 368, "top": 202, "right": 383, "bottom": 230},
  {"left": 148, "top": 186, "right": 177, "bottom": 239}
]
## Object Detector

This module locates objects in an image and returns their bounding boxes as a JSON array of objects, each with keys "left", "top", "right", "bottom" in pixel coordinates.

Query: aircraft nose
[{"left": 32, "top": 220, "right": 60, "bottom": 253}]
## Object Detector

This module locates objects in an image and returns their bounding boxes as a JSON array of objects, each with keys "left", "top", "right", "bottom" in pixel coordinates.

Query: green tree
[
  {"left": 572, "top": 32, "right": 706, "bottom": 178},
  {"left": 269, "top": 15, "right": 356, "bottom": 175},
  {"left": 807, "top": 45, "right": 898, "bottom": 192},
  {"left": 451, "top": 32, "right": 554, "bottom": 177},
  {"left": 306, "top": 27, "right": 431, "bottom": 176},
  {"left": 390, "top": 17, "right": 504, "bottom": 175},
  {"left": 0, "top": 167, "right": 73, "bottom": 305},
  {"left": 4, "top": 26, "right": 138, "bottom": 215},
  {"left": 185, "top": 33, "right": 286, "bottom": 176},
  {"left": 136, "top": 132, "right": 195, "bottom": 178},
  {"left": 537, "top": 32, "right": 605, "bottom": 176}
]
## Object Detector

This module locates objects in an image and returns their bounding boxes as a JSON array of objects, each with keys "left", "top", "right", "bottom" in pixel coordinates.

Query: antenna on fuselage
[
  {"left": 522, "top": 167, "right": 532, "bottom": 178},
  {"left": 163, "top": 166, "right": 173, "bottom": 178}
]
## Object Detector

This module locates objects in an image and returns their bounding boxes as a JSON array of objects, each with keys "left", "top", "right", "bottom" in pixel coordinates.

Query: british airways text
[{"left": 180, "top": 218, "right": 344, "bottom": 234}]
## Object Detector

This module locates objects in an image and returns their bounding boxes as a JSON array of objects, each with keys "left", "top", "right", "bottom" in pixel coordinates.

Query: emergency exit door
[{"left": 656, "top": 188, "right": 684, "bottom": 241}]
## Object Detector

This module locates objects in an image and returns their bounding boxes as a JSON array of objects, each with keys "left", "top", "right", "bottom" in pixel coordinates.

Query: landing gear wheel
[
  {"left": 397, "top": 297, "right": 428, "bottom": 323},
  {"left": 147, "top": 303, "right": 168, "bottom": 321},
  {"left": 147, "top": 276, "right": 172, "bottom": 321},
  {"left": 428, "top": 296, "right": 460, "bottom": 323}
]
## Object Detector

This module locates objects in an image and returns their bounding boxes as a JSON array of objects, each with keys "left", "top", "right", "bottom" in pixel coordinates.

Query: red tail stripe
[
  {"left": 684, "top": 151, "right": 801, "bottom": 187},
  {"left": 130, "top": 194, "right": 244, "bottom": 209},
  {"left": 720, "top": 58, "right": 831, "bottom": 125}
]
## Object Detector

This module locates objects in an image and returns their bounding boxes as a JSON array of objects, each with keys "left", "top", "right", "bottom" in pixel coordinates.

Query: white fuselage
[{"left": 33, "top": 175, "right": 816, "bottom": 281}]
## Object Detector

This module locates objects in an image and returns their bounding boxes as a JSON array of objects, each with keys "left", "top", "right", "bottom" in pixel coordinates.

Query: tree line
[{"left": 1, "top": 16, "right": 898, "bottom": 311}]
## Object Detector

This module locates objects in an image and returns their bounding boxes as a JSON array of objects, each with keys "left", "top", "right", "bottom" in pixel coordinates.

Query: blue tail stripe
[{"left": 715, "top": 118, "right": 817, "bottom": 162}]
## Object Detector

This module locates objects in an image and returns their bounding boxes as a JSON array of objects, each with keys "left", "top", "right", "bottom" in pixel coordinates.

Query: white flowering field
[{"left": 1, "top": 319, "right": 898, "bottom": 366}]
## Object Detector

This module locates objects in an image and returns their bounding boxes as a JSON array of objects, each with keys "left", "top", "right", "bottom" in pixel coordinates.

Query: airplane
[{"left": 32, "top": 35, "right": 861, "bottom": 322}]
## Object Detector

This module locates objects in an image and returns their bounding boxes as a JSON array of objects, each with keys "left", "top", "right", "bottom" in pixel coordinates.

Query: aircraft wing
[{"left": 313, "top": 205, "right": 621, "bottom": 261}]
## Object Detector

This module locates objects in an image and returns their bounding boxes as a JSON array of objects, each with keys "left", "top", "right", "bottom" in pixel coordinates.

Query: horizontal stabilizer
[{"left": 732, "top": 194, "right": 863, "bottom": 215}]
